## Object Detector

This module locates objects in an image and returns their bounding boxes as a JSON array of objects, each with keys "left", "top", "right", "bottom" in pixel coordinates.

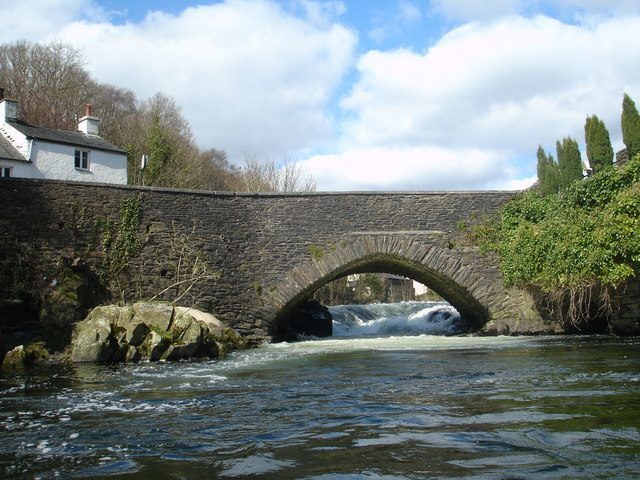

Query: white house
[{"left": 0, "top": 90, "right": 127, "bottom": 184}]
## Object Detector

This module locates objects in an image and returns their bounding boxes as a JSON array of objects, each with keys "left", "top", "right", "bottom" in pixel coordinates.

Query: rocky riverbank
[{"left": 0, "top": 302, "right": 248, "bottom": 370}]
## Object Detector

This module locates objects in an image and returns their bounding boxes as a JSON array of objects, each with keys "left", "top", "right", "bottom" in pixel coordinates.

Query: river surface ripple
[{"left": 1, "top": 335, "right": 639, "bottom": 479}]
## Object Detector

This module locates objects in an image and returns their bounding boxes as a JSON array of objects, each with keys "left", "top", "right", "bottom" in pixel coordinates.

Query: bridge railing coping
[{"left": 1, "top": 177, "right": 519, "bottom": 198}]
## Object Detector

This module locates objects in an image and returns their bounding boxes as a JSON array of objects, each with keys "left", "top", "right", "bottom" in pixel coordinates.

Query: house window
[
  {"left": 74, "top": 149, "right": 90, "bottom": 170},
  {"left": 1, "top": 166, "right": 11, "bottom": 178}
]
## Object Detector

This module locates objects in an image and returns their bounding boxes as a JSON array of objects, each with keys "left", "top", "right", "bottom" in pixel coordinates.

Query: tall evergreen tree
[
  {"left": 584, "top": 115, "right": 613, "bottom": 174},
  {"left": 557, "top": 137, "right": 583, "bottom": 190},
  {"left": 536, "top": 145, "right": 547, "bottom": 186},
  {"left": 622, "top": 93, "right": 640, "bottom": 160},
  {"left": 536, "top": 145, "right": 559, "bottom": 195},
  {"left": 546, "top": 156, "right": 560, "bottom": 194}
]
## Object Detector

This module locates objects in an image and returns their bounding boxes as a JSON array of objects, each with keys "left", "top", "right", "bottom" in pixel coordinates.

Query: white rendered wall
[
  {"left": 28, "top": 141, "right": 127, "bottom": 184},
  {"left": 0, "top": 160, "right": 35, "bottom": 178}
]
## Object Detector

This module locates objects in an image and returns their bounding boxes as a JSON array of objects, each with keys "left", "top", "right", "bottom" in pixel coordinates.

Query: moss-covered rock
[
  {"left": 69, "top": 311, "right": 114, "bottom": 362},
  {"left": 133, "top": 302, "right": 174, "bottom": 332},
  {"left": 67, "top": 302, "right": 245, "bottom": 364},
  {"left": 1, "top": 345, "right": 26, "bottom": 370}
]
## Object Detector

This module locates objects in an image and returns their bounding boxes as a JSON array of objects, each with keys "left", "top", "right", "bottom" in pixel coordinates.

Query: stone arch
[{"left": 262, "top": 233, "right": 521, "bottom": 337}]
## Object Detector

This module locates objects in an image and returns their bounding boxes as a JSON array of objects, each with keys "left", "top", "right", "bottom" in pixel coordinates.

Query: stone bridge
[{"left": 1, "top": 179, "right": 550, "bottom": 340}]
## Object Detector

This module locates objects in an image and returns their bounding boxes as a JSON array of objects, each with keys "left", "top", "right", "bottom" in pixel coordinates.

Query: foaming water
[
  {"left": 331, "top": 301, "right": 465, "bottom": 337},
  {"left": 1, "top": 331, "right": 639, "bottom": 479}
]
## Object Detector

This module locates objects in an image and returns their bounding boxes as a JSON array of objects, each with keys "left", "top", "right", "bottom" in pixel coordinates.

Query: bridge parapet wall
[{"left": 2, "top": 178, "right": 537, "bottom": 336}]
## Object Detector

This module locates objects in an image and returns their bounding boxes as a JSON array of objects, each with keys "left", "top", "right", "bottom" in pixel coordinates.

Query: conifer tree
[
  {"left": 557, "top": 137, "right": 583, "bottom": 190},
  {"left": 536, "top": 145, "right": 547, "bottom": 185},
  {"left": 536, "top": 145, "right": 559, "bottom": 195},
  {"left": 546, "top": 156, "right": 560, "bottom": 194},
  {"left": 622, "top": 93, "right": 640, "bottom": 160},
  {"left": 584, "top": 115, "right": 613, "bottom": 174}
]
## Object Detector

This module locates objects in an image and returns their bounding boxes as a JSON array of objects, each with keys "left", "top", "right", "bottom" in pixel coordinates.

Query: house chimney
[
  {"left": 0, "top": 88, "right": 18, "bottom": 122},
  {"left": 78, "top": 103, "right": 100, "bottom": 135}
]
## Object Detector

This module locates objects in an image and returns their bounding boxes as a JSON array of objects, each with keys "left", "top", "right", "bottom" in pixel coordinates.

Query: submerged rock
[{"left": 68, "top": 302, "right": 246, "bottom": 363}]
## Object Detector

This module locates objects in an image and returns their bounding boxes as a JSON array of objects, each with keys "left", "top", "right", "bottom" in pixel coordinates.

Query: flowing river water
[{"left": 1, "top": 301, "right": 639, "bottom": 479}]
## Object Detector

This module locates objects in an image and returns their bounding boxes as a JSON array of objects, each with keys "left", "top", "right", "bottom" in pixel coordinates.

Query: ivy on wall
[
  {"left": 96, "top": 193, "right": 143, "bottom": 301},
  {"left": 472, "top": 154, "right": 640, "bottom": 324}
]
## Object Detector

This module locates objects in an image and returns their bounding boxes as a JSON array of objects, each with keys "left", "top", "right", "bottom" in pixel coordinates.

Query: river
[{"left": 1, "top": 301, "right": 639, "bottom": 479}]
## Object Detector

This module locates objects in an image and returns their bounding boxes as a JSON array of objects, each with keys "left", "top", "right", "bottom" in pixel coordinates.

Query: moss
[
  {"left": 207, "top": 327, "right": 248, "bottom": 354},
  {"left": 148, "top": 325, "right": 174, "bottom": 342},
  {"left": 252, "top": 282, "right": 263, "bottom": 296},
  {"left": 23, "top": 341, "right": 50, "bottom": 365},
  {"left": 308, "top": 244, "right": 325, "bottom": 260}
]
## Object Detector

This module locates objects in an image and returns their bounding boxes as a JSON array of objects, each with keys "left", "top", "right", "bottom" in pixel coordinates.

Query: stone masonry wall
[{"left": 0, "top": 178, "right": 564, "bottom": 337}]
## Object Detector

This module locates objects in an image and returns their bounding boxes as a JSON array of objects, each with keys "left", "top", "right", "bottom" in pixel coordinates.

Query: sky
[{"left": 2, "top": 0, "right": 640, "bottom": 191}]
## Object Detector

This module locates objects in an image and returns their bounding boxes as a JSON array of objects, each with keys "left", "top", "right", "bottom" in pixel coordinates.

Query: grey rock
[
  {"left": 69, "top": 310, "right": 114, "bottom": 362},
  {"left": 1, "top": 345, "right": 25, "bottom": 369}
]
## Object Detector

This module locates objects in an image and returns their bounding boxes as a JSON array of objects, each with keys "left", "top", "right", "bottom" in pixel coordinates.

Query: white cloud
[
  {"left": 369, "top": 1, "right": 422, "bottom": 44},
  {"left": 430, "top": 0, "right": 521, "bottom": 21},
  {"left": 47, "top": 0, "right": 356, "bottom": 162},
  {"left": 296, "top": 13, "right": 640, "bottom": 190},
  {"left": 292, "top": 0, "right": 347, "bottom": 27},
  {"left": 298, "top": 146, "right": 522, "bottom": 191},
  {"left": 0, "top": 0, "right": 106, "bottom": 43},
  {"left": 398, "top": 1, "right": 423, "bottom": 23},
  {"left": 430, "top": 0, "right": 640, "bottom": 22}
]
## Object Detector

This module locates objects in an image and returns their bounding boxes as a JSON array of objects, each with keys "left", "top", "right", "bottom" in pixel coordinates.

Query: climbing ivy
[
  {"left": 472, "top": 154, "right": 640, "bottom": 324},
  {"left": 97, "top": 193, "right": 143, "bottom": 300}
]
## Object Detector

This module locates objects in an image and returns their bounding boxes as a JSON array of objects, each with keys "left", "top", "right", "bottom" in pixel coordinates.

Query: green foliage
[
  {"left": 359, "top": 273, "right": 385, "bottom": 299},
  {"left": 557, "top": 137, "right": 584, "bottom": 191},
  {"left": 252, "top": 282, "right": 263, "bottom": 296},
  {"left": 622, "top": 93, "right": 640, "bottom": 160},
  {"left": 97, "top": 194, "right": 143, "bottom": 299},
  {"left": 536, "top": 145, "right": 560, "bottom": 195},
  {"left": 477, "top": 154, "right": 640, "bottom": 296},
  {"left": 144, "top": 115, "right": 173, "bottom": 185},
  {"left": 308, "top": 245, "right": 325, "bottom": 260},
  {"left": 585, "top": 115, "right": 614, "bottom": 174}
]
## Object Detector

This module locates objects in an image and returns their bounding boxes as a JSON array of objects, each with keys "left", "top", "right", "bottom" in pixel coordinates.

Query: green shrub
[{"left": 476, "top": 154, "right": 640, "bottom": 297}]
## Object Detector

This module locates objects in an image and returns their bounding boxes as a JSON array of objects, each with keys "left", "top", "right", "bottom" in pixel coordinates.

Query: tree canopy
[
  {"left": 557, "top": 137, "right": 584, "bottom": 190},
  {"left": 0, "top": 40, "right": 315, "bottom": 193},
  {"left": 622, "top": 93, "right": 640, "bottom": 161},
  {"left": 584, "top": 115, "right": 613, "bottom": 174}
]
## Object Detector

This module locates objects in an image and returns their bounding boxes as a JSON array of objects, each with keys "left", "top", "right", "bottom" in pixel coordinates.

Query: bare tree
[
  {"left": 0, "top": 41, "right": 93, "bottom": 129},
  {"left": 0, "top": 40, "right": 247, "bottom": 192},
  {"left": 237, "top": 154, "right": 317, "bottom": 192}
]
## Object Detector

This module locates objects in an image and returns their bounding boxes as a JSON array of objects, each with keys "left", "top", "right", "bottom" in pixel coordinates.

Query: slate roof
[
  {"left": 7, "top": 119, "right": 126, "bottom": 154},
  {"left": 0, "top": 133, "right": 25, "bottom": 162}
]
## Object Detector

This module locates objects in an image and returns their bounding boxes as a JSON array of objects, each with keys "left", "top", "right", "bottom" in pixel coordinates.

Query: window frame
[
  {"left": 74, "top": 149, "right": 90, "bottom": 171},
  {"left": 0, "top": 166, "right": 12, "bottom": 178}
]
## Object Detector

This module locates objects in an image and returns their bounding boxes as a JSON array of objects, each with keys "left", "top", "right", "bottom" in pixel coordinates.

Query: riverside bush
[{"left": 475, "top": 154, "right": 640, "bottom": 298}]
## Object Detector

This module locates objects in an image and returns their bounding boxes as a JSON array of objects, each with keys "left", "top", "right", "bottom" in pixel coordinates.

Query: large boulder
[
  {"left": 68, "top": 302, "right": 244, "bottom": 363},
  {"left": 1, "top": 345, "right": 25, "bottom": 370},
  {"left": 69, "top": 310, "right": 114, "bottom": 362},
  {"left": 132, "top": 302, "right": 173, "bottom": 331}
]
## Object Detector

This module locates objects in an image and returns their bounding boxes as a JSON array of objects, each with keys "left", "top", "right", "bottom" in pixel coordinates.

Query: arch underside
[{"left": 264, "top": 234, "right": 507, "bottom": 337}]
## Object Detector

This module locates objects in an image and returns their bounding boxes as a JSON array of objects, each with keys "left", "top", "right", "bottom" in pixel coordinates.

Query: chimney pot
[{"left": 85, "top": 104, "right": 93, "bottom": 116}]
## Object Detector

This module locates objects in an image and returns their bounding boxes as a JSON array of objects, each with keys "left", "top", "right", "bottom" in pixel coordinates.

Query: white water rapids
[{"left": 329, "top": 300, "right": 466, "bottom": 337}]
